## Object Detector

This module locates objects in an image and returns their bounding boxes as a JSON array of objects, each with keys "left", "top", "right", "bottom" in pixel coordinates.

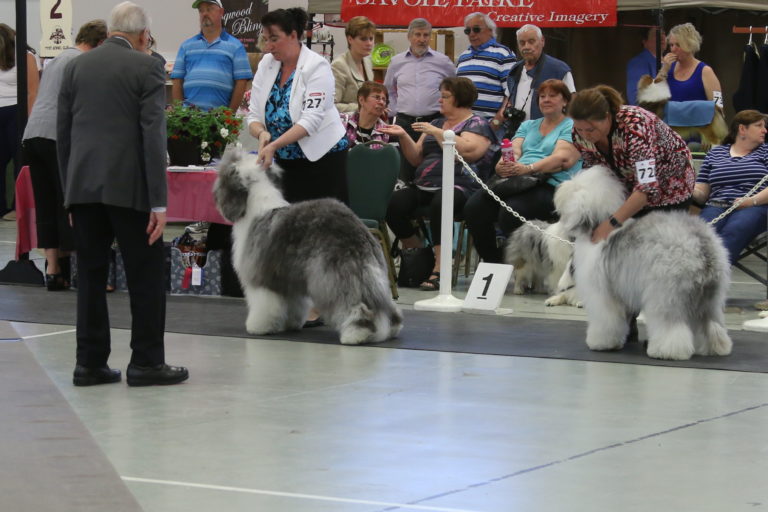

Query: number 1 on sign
[
  {"left": 463, "top": 263, "right": 513, "bottom": 312},
  {"left": 480, "top": 273, "right": 494, "bottom": 298}
]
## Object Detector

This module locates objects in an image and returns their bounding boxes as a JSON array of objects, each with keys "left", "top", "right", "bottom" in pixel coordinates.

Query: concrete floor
[{"left": 1, "top": 218, "right": 767, "bottom": 512}]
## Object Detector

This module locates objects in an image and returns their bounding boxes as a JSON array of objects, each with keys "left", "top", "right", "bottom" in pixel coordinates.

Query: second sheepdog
[
  {"left": 213, "top": 150, "right": 403, "bottom": 345},
  {"left": 503, "top": 220, "right": 581, "bottom": 307},
  {"left": 554, "top": 166, "right": 732, "bottom": 360}
]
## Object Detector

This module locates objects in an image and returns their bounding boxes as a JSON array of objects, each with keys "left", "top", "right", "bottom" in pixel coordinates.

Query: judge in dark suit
[{"left": 57, "top": 1, "right": 188, "bottom": 387}]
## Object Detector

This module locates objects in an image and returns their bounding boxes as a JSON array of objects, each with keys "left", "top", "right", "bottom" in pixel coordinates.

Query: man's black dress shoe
[
  {"left": 73, "top": 365, "right": 122, "bottom": 386},
  {"left": 126, "top": 363, "right": 189, "bottom": 387}
]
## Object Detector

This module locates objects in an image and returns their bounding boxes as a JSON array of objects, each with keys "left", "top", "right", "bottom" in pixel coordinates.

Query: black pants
[
  {"left": 71, "top": 204, "right": 166, "bottom": 368},
  {"left": 0, "top": 104, "right": 18, "bottom": 214},
  {"left": 386, "top": 186, "right": 468, "bottom": 246},
  {"left": 277, "top": 148, "right": 348, "bottom": 205},
  {"left": 394, "top": 113, "right": 438, "bottom": 183},
  {"left": 23, "top": 137, "right": 73, "bottom": 250},
  {"left": 464, "top": 182, "right": 557, "bottom": 263}
]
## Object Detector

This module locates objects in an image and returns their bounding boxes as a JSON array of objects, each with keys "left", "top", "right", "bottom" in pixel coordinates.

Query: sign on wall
[
  {"left": 341, "top": 0, "right": 617, "bottom": 28},
  {"left": 222, "top": 0, "right": 269, "bottom": 52},
  {"left": 39, "top": 0, "right": 73, "bottom": 57}
]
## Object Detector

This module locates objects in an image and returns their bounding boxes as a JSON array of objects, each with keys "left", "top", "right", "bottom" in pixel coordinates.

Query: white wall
[{"left": 0, "top": 0, "right": 470, "bottom": 64}]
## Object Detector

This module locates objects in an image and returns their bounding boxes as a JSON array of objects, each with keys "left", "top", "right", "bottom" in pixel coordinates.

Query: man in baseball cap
[{"left": 171, "top": 0, "right": 251, "bottom": 111}]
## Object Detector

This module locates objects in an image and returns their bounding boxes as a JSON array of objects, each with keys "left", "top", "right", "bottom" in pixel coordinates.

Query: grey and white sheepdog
[
  {"left": 213, "top": 150, "right": 403, "bottom": 345},
  {"left": 554, "top": 165, "right": 732, "bottom": 360},
  {"left": 503, "top": 219, "right": 581, "bottom": 307}
]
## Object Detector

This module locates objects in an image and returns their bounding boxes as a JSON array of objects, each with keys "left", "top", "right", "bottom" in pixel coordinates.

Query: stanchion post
[{"left": 414, "top": 130, "right": 463, "bottom": 312}]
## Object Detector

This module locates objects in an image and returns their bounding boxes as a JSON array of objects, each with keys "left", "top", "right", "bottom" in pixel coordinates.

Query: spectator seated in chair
[
  {"left": 340, "top": 81, "right": 390, "bottom": 148},
  {"left": 380, "top": 77, "right": 497, "bottom": 290},
  {"left": 693, "top": 110, "right": 768, "bottom": 265}
]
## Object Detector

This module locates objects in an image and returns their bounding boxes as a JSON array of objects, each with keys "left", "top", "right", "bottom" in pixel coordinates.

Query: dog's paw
[
  {"left": 340, "top": 326, "right": 375, "bottom": 345},
  {"left": 545, "top": 294, "right": 564, "bottom": 307}
]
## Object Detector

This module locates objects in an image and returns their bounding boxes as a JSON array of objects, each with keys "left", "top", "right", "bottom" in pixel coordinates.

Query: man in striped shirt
[
  {"left": 456, "top": 12, "right": 515, "bottom": 128},
  {"left": 170, "top": 0, "right": 252, "bottom": 111}
]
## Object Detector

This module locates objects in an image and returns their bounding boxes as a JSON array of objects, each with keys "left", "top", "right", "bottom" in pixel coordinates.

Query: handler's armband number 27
[
  {"left": 302, "top": 92, "right": 326, "bottom": 110},
  {"left": 635, "top": 159, "right": 657, "bottom": 184}
]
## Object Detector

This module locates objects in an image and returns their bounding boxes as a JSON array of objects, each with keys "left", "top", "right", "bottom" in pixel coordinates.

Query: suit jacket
[
  {"left": 331, "top": 50, "right": 373, "bottom": 113},
  {"left": 57, "top": 37, "right": 167, "bottom": 211}
]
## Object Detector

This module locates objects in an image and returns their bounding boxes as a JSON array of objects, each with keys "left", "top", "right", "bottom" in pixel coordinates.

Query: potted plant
[{"left": 165, "top": 101, "right": 243, "bottom": 165}]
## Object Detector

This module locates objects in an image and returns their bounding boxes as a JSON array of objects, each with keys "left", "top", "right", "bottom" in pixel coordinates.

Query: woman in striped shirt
[{"left": 694, "top": 110, "right": 768, "bottom": 264}]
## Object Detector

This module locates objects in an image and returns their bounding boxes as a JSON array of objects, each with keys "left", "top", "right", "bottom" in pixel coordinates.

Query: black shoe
[
  {"left": 126, "top": 363, "right": 189, "bottom": 387},
  {"left": 73, "top": 365, "right": 122, "bottom": 386},
  {"left": 303, "top": 316, "right": 325, "bottom": 328},
  {"left": 45, "top": 273, "right": 69, "bottom": 291}
]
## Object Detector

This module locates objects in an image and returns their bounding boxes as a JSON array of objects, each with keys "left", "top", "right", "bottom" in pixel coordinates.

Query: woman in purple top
[
  {"left": 657, "top": 23, "right": 722, "bottom": 105},
  {"left": 693, "top": 110, "right": 768, "bottom": 264},
  {"left": 381, "top": 77, "right": 497, "bottom": 290},
  {"left": 340, "top": 81, "right": 390, "bottom": 148}
]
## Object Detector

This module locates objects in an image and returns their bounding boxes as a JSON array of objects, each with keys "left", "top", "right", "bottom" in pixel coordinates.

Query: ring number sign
[
  {"left": 462, "top": 262, "right": 514, "bottom": 312},
  {"left": 40, "top": 0, "right": 73, "bottom": 58}
]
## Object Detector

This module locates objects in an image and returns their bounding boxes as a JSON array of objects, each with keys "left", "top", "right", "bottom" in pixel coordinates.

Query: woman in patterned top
[
  {"left": 340, "top": 81, "right": 390, "bottom": 148},
  {"left": 569, "top": 85, "right": 695, "bottom": 243},
  {"left": 693, "top": 110, "right": 768, "bottom": 264},
  {"left": 380, "top": 76, "right": 497, "bottom": 290}
]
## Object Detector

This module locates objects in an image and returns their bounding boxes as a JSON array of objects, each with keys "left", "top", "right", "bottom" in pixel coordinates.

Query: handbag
[
  {"left": 397, "top": 247, "right": 435, "bottom": 287},
  {"left": 487, "top": 173, "right": 547, "bottom": 196}
]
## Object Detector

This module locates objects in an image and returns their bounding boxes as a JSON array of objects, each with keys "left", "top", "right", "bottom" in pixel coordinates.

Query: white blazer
[{"left": 247, "top": 45, "right": 345, "bottom": 162}]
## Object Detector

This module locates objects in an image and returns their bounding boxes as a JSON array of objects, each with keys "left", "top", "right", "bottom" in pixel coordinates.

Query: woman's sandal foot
[{"left": 419, "top": 271, "right": 440, "bottom": 291}]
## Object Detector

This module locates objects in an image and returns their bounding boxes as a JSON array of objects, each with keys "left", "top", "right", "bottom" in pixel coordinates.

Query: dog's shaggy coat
[
  {"left": 213, "top": 150, "right": 402, "bottom": 345},
  {"left": 503, "top": 220, "right": 581, "bottom": 307},
  {"left": 554, "top": 166, "right": 732, "bottom": 360}
]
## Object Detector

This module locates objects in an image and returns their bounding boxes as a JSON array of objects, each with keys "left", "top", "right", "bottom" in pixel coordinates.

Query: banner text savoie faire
[{"left": 341, "top": 0, "right": 617, "bottom": 28}]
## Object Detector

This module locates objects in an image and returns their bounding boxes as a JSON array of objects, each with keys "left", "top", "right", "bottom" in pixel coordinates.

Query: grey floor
[{"left": 1, "top": 218, "right": 767, "bottom": 512}]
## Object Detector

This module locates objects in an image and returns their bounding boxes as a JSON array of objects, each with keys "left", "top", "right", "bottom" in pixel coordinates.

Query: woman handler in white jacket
[{"left": 247, "top": 7, "right": 348, "bottom": 204}]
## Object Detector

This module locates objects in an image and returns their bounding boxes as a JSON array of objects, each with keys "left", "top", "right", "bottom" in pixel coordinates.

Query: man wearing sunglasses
[{"left": 456, "top": 12, "right": 515, "bottom": 126}]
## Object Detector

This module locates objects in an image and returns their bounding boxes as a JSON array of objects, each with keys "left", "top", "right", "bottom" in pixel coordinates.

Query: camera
[{"left": 502, "top": 105, "right": 527, "bottom": 139}]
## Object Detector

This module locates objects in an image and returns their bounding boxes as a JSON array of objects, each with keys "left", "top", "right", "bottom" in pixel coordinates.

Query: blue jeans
[{"left": 700, "top": 204, "right": 768, "bottom": 265}]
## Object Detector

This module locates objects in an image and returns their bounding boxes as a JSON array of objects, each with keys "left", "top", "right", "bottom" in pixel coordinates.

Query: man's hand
[{"left": 146, "top": 211, "right": 167, "bottom": 245}]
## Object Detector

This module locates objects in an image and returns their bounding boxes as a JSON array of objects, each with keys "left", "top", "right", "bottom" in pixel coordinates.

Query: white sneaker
[
  {"left": 185, "top": 221, "right": 209, "bottom": 234},
  {"left": 2, "top": 210, "right": 16, "bottom": 221}
]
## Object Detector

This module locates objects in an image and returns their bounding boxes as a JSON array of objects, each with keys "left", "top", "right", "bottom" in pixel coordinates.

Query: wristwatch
[
  {"left": 608, "top": 215, "right": 623, "bottom": 228},
  {"left": 491, "top": 119, "right": 501, "bottom": 127}
]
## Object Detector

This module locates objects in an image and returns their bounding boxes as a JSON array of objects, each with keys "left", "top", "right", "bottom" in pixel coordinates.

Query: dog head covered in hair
[
  {"left": 553, "top": 166, "right": 626, "bottom": 237},
  {"left": 213, "top": 148, "right": 289, "bottom": 223}
]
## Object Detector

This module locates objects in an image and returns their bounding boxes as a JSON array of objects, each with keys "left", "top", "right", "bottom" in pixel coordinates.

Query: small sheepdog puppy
[
  {"left": 213, "top": 150, "right": 403, "bottom": 345},
  {"left": 503, "top": 220, "right": 581, "bottom": 307},
  {"left": 554, "top": 166, "right": 732, "bottom": 360}
]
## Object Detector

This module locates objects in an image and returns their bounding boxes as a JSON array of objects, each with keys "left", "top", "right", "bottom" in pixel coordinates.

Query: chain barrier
[
  {"left": 454, "top": 148, "right": 768, "bottom": 245},
  {"left": 452, "top": 149, "right": 574, "bottom": 247}
]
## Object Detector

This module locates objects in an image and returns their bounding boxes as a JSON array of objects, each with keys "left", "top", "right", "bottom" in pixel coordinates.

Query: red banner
[{"left": 341, "top": 0, "right": 616, "bottom": 28}]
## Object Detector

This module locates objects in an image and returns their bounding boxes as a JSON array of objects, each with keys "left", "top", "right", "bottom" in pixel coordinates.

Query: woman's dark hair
[
  {"left": 724, "top": 109, "right": 767, "bottom": 145},
  {"left": 357, "top": 81, "right": 388, "bottom": 109},
  {"left": 76, "top": 20, "right": 108, "bottom": 48},
  {"left": 568, "top": 85, "right": 624, "bottom": 122},
  {"left": 440, "top": 76, "right": 477, "bottom": 109},
  {"left": 0, "top": 24, "right": 16, "bottom": 71},
  {"left": 537, "top": 78, "right": 572, "bottom": 105},
  {"left": 261, "top": 7, "right": 309, "bottom": 41}
]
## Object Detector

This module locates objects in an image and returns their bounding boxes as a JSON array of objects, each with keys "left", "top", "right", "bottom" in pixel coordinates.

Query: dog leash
[
  {"left": 704, "top": 173, "right": 768, "bottom": 226},
  {"left": 454, "top": 150, "right": 575, "bottom": 247}
]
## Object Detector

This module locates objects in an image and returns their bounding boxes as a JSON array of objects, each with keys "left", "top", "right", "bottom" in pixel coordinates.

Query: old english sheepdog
[
  {"left": 503, "top": 220, "right": 581, "bottom": 307},
  {"left": 213, "top": 150, "right": 403, "bottom": 345},
  {"left": 553, "top": 166, "right": 732, "bottom": 360}
]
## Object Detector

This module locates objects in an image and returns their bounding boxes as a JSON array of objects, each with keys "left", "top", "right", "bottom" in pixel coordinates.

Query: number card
[
  {"left": 462, "top": 263, "right": 513, "bottom": 313},
  {"left": 39, "top": 0, "right": 73, "bottom": 58},
  {"left": 635, "top": 159, "right": 657, "bottom": 184}
]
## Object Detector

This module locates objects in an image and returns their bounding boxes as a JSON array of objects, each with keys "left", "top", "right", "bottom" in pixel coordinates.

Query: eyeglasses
[
  {"left": 368, "top": 94, "right": 387, "bottom": 103},
  {"left": 464, "top": 26, "right": 483, "bottom": 35}
]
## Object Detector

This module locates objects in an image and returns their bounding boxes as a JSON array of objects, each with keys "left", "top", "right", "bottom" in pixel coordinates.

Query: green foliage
[{"left": 165, "top": 102, "right": 243, "bottom": 159}]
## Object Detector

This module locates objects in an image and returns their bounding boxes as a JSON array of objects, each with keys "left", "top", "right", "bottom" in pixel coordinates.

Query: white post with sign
[
  {"left": 39, "top": 0, "right": 73, "bottom": 58},
  {"left": 462, "top": 262, "right": 514, "bottom": 314},
  {"left": 414, "top": 130, "right": 463, "bottom": 313}
]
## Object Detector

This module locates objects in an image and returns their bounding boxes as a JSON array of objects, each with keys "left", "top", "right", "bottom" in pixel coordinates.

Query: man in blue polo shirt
[
  {"left": 171, "top": 0, "right": 252, "bottom": 111},
  {"left": 456, "top": 12, "right": 515, "bottom": 127}
]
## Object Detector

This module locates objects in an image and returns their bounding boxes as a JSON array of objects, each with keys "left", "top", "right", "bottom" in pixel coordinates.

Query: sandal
[{"left": 419, "top": 271, "right": 440, "bottom": 291}]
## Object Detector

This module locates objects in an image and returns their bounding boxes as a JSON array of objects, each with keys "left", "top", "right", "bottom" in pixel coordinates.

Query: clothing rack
[{"left": 732, "top": 26, "right": 768, "bottom": 44}]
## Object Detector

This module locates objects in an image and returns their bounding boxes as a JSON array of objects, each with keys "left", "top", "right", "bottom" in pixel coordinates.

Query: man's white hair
[
  {"left": 407, "top": 18, "right": 432, "bottom": 37},
  {"left": 516, "top": 24, "right": 543, "bottom": 40},
  {"left": 463, "top": 12, "right": 496, "bottom": 37},
  {"left": 109, "top": 1, "right": 150, "bottom": 34}
]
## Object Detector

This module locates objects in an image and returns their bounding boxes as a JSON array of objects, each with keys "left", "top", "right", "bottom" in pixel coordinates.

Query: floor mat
[{"left": 1, "top": 285, "right": 765, "bottom": 373}]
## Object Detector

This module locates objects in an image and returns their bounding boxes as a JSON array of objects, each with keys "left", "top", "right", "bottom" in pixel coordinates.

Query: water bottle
[{"left": 500, "top": 138, "right": 515, "bottom": 163}]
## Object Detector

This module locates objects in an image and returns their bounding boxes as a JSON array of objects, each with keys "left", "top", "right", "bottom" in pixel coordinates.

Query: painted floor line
[
  {"left": 121, "top": 476, "right": 482, "bottom": 512},
  {"left": 377, "top": 401, "right": 768, "bottom": 512},
  {"left": 22, "top": 329, "right": 77, "bottom": 340}
]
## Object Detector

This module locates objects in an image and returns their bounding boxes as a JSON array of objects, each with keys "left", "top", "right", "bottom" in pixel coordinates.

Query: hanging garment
[
  {"left": 732, "top": 43, "right": 760, "bottom": 113},
  {"left": 757, "top": 44, "right": 768, "bottom": 114}
]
